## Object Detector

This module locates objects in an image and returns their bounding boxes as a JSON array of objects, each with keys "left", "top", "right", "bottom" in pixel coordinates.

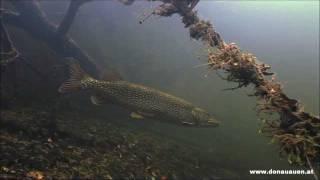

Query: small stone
[
  {"left": 161, "top": 176, "right": 168, "bottom": 180},
  {"left": 151, "top": 171, "right": 157, "bottom": 177},
  {"left": 26, "top": 170, "right": 44, "bottom": 180},
  {"left": 106, "top": 174, "right": 113, "bottom": 180},
  {"left": 2, "top": 166, "right": 9, "bottom": 172},
  {"left": 9, "top": 169, "right": 16, "bottom": 173}
]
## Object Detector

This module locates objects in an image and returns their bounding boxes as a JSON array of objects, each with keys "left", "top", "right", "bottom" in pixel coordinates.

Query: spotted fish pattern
[{"left": 59, "top": 59, "right": 220, "bottom": 127}]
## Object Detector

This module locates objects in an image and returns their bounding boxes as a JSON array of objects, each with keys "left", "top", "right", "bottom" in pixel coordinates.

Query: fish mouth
[
  {"left": 205, "top": 119, "right": 220, "bottom": 127},
  {"left": 199, "top": 118, "right": 220, "bottom": 127}
]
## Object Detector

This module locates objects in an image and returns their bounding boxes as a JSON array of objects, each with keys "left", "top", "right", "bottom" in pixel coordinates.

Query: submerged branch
[
  {"left": 3, "top": 0, "right": 99, "bottom": 78},
  {"left": 137, "top": 0, "right": 320, "bottom": 168},
  {"left": 0, "top": 20, "right": 20, "bottom": 65}
]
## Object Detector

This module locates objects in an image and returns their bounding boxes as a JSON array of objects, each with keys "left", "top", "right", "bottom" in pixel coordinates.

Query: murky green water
[{"left": 37, "top": 1, "right": 319, "bottom": 179}]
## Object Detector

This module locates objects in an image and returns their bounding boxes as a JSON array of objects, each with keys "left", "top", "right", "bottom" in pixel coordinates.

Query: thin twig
[{"left": 306, "top": 155, "right": 319, "bottom": 180}]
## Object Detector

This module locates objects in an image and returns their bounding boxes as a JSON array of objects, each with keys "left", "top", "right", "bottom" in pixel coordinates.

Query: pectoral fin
[
  {"left": 90, "top": 95, "right": 104, "bottom": 105},
  {"left": 130, "top": 112, "right": 144, "bottom": 119}
]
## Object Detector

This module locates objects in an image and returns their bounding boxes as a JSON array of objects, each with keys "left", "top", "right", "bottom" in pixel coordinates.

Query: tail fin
[{"left": 58, "top": 58, "right": 91, "bottom": 93}]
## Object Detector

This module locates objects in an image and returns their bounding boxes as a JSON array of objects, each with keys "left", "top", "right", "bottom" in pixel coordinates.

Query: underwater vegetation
[{"left": 1, "top": 0, "right": 319, "bottom": 179}]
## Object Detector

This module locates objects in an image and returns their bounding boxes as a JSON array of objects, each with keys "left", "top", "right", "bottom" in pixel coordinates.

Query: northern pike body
[{"left": 59, "top": 60, "right": 220, "bottom": 127}]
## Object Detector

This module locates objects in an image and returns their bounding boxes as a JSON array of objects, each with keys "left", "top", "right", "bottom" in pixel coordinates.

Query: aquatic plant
[{"left": 134, "top": 0, "right": 320, "bottom": 176}]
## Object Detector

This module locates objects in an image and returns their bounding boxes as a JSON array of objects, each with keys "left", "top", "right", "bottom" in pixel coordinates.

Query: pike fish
[{"left": 58, "top": 60, "right": 220, "bottom": 127}]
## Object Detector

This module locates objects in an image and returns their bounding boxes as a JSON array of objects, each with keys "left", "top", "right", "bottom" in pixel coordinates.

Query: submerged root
[
  {"left": 266, "top": 127, "right": 319, "bottom": 165},
  {"left": 205, "top": 42, "right": 319, "bottom": 166},
  {"left": 0, "top": 20, "right": 20, "bottom": 65},
  {"left": 139, "top": 0, "right": 320, "bottom": 169}
]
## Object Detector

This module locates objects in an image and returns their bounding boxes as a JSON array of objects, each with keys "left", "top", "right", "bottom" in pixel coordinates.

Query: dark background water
[{"left": 38, "top": 1, "right": 319, "bottom": 179}]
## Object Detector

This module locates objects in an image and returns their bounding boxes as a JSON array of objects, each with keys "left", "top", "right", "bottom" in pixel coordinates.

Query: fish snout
[{"left": 204, "top": 118, "right": 220, "bottom": 127}]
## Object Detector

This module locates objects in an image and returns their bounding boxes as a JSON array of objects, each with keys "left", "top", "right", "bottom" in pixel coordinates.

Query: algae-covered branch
[{"left": 134, "top": 0, "right": 320, "bottom": 172}]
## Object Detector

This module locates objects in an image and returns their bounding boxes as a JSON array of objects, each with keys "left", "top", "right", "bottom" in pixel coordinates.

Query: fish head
[{"left": 187, "top": 107, "right": 220, "bottom": 127}]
